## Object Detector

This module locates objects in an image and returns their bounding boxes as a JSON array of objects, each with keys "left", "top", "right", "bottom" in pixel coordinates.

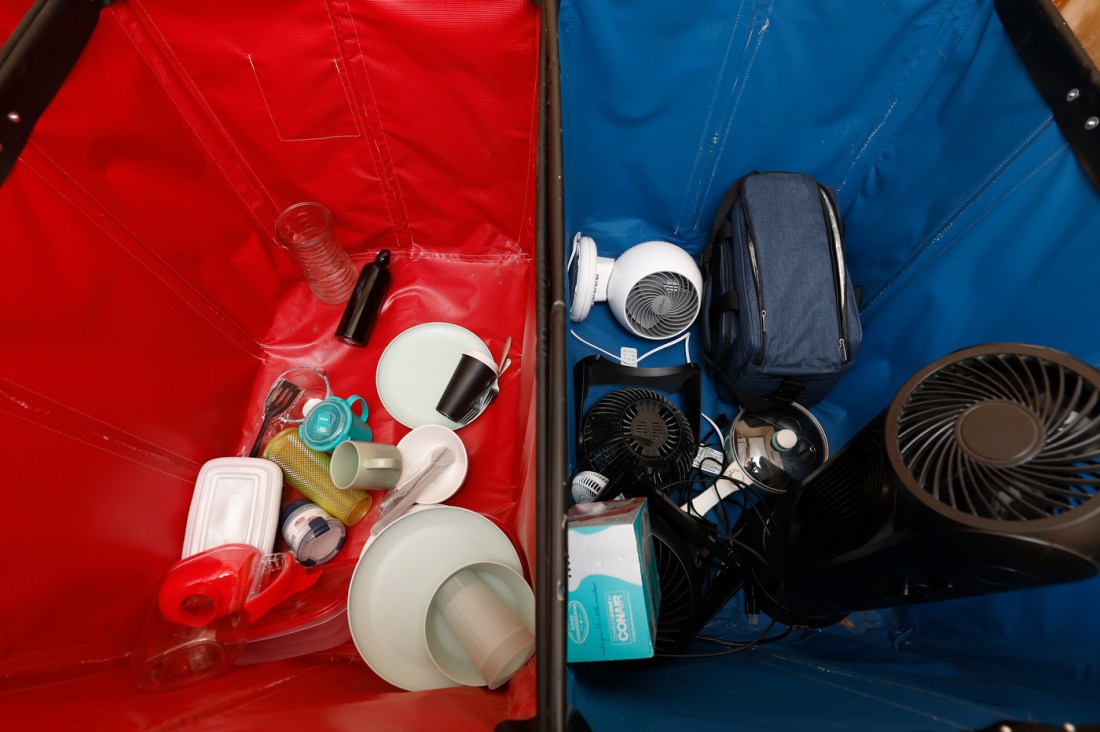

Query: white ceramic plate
[
  {"left": 424, "top": 560, "right": 536, "bottom": 687},
  {"left": 346, "top": 506, "right": 522, "bottom": 691},
  {"left": 375, "top": 322, "right": 492, "bottom": 430},
  {"left": 395, "top": 424, "right": 468, "bottom": 505},
  {"left": 358, "top": 503, "right": 441, "bottom": 557}
]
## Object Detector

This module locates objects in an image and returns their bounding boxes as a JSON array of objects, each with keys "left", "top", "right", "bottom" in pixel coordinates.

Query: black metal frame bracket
[
  {"left": 0, "top": 0, "right": 109, "bottom": 185},
  {"left": 996, "top": 0, "right": 1100, "bottom": 190}
]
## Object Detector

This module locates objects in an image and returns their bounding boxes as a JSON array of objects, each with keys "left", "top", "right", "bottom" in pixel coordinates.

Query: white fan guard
[{"left": 569, "top": 234, "right": 703, "bottom": 340}]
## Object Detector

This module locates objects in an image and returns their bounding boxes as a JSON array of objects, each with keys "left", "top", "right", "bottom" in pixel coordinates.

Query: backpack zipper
[
  {"left": 818, "top": 187, "right": 850, "bottom": 364},
  {"left": 746, "top": 232, "right": 767, "bottom": 365}
]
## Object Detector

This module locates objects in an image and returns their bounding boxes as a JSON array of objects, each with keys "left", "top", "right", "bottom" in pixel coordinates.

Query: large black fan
[
  {"left": 894, "top": 348, "right": 1100, "bottom": 521},
  {"left": 648, "top": 511, "right": 706, "bottom": 650},
  {"left": 579, "top": 387, "right": 696, "bottom": 497},
  {"left": 745, "top": 343, "right": 1100, "bottom": 627},
  {"left": 645, "top": 495, "right": 746, "bottom": 651}
]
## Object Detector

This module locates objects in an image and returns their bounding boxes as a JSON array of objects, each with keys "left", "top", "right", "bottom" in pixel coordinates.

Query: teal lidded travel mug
[{"left": 299, "top": 395, "right": 373, "bottom": 452}]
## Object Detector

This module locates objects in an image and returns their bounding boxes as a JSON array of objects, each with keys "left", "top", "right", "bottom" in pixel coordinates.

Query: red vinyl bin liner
[{"left": 0, "top": 1, "right": 544, "bottom": 729}]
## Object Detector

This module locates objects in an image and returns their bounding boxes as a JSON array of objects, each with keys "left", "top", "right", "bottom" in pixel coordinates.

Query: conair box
[{"left": 566, "top": 497, "right": 660, "bottom": 662}]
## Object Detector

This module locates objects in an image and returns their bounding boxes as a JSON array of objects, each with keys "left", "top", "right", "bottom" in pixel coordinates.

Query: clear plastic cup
[{"left": 275, "top": 202, "right": 357, "bottom": 305}]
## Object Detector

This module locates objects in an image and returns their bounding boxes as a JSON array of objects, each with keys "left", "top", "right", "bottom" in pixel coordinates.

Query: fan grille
[
  {"left": 651, "top": 532, "right": 698, "bottom": 651},
  {"left": 896, "top": 349, "right": 1100, "bottom": 521},
  {"left": 567, "top": 250, "right": 580, "bottom": 299},
  {"left": 625, "top": 272, "right": 699, "bottom": 339},
  {"left": 788, "top": 432, "right": 889, "bottom": 570},
  {"left": 580, "top": 388, "right": 695, "bottom": 490}
]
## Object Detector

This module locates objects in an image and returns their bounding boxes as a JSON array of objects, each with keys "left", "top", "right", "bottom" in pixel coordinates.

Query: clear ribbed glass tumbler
[{"left": 275, "top": 202, "right": 357, "bottom": 305}]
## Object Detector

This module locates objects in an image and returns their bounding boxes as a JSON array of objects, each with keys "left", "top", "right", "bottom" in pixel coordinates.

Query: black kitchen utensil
[{"left": 249, "top": 380, "right": 302, "bottom": 458}]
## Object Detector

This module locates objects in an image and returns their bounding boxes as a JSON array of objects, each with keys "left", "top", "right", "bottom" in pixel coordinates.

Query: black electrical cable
[
  {"left": 655, "top": 613, "right": 783, "bottom": 658},
  {"left": 603, "top": 412, "right": 821, "bottom": 657},
  {"left": 695, "top": 625, "right": 796, "bottom": 648}
]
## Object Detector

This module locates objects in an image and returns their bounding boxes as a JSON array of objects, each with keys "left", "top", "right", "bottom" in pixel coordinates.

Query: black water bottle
[{"left": 335, "top": 249, "right": 392, "bottom": 346}]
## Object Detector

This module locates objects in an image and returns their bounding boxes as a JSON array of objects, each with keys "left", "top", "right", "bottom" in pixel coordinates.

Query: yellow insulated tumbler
[{"left": 263, "top": 427, "right": 373, "bottom": 525}]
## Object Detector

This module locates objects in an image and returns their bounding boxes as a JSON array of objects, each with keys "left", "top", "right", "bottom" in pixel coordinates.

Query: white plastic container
[
  {"left": 181, "top": 457, "right": 283, "bottom": 558},
  {"left": 279, "top": 499, "right": 346, "bottom": 567}
]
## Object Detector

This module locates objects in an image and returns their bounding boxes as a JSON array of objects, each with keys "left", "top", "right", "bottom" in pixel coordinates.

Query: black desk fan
[{"left": 572, "top": 356, "right": 747, "bottom": 651}]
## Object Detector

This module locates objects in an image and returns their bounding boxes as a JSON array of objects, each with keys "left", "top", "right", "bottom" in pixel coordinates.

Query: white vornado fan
[{"left": 569, "top": 233, "right": 703, "bottom": 340}]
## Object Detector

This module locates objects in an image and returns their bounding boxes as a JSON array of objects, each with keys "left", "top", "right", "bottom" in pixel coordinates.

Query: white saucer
[
  {"left": 424, "top": 561, "right": 535, "bottom": 687},
  {"left": 396, "top": 424, "right": 468, "bottom": 505},
  {"left": 375, "top": 322, "right": 493, "bottom": 430},
  {"left": 347, "top": 506, "right": 522, "bottom": 691}
]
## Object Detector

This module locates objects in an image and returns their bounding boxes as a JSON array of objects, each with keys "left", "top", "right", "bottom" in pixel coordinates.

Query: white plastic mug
[{"left": 426, "top": 563, "right": 535, "bottom": 689}]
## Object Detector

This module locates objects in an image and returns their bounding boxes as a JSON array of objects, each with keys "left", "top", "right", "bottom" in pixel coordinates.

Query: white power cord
[{"left": 569, "top": 329, "right": 693, "bottom": 367}]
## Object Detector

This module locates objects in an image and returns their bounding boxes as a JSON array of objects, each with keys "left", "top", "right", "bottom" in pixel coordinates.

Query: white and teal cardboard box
[{"left": 566, "top": 497, "right": 661, "bottom": 662}]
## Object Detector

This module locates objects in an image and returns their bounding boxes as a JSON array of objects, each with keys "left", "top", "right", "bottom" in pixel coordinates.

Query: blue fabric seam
[
  {"left": 758, "top": 651, "right": 1014, "bottom": 717},
  {"left": 862, "top": 119, "right": 1059, "bottom": 318},
  {"left": 838, "top": 0, "right": 958, "bottom": 193},
  {"left": 693, "top": 1, "right": 777, "bottom": 235},
  {"left": 675, "top": 0, "right": 749, "bottom": 236},
  {"left": 748, "top": 654, "right": 977, "bottom": 728}
]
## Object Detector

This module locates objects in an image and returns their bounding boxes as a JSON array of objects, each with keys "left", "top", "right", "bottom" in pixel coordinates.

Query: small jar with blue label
[
  {"left": 299, "top": 395, "right": 373, "bottom": 452},
  {"left": 279, "top": 500, "right": 346, "bottom": 567}
]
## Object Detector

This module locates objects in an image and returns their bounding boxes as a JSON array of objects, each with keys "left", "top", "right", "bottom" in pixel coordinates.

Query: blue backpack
[{"left": 699, "top": 172, "right": 862, "bottom": 408}]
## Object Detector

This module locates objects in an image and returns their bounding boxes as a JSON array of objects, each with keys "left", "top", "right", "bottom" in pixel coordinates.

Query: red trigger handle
[{"left": 243, "top": 552, "right": 322, "bottom": 622}]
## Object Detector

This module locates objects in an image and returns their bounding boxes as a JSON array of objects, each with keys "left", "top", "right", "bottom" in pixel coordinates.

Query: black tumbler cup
[{"left": 436, "top": 350, "right": 498, "bottom": 423}]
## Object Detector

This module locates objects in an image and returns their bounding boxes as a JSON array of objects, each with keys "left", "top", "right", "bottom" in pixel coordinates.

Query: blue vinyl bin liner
[{"left": 559, "top": 0, "right": 1100, "bottom": 729}]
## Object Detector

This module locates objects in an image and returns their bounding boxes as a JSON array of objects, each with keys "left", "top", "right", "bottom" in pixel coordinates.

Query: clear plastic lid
[
  {"left": 729, "top": 403, "right": 828, "bottom": 493},
  {"left": 280, "top": 500, "right": 347, "bottom": 567},
  {"left": 300, "top": 401, "right": 352, "bottom": 451}
]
